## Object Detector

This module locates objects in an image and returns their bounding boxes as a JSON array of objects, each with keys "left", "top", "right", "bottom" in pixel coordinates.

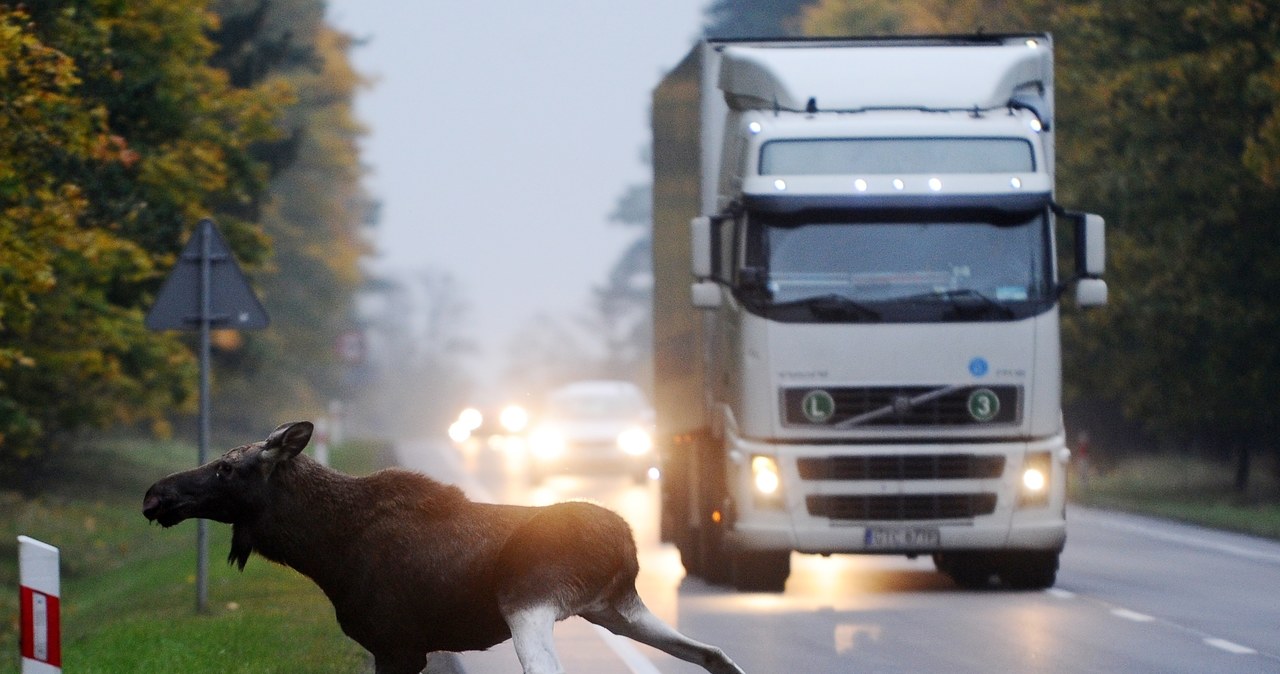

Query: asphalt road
[{"left": 397, "top": 438, "right": 1280, "bottom": 674}]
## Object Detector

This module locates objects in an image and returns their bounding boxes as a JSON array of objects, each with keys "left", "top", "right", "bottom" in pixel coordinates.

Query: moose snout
[
  {"left": 142, "top": 483, "right": 183, "bottom": 526},
  {"left": 142, "top": 487, "right": 163, "bottom": 521}
]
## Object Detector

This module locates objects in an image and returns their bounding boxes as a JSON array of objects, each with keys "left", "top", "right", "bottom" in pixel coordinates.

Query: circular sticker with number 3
[{"left": 967, "top": 388, "right": 1000, "bottom": 422}]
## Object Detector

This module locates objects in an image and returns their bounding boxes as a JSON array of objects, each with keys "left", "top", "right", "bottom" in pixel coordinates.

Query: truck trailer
[{"left": 651, "top": 35, "right": 1107, "bottom": 592}]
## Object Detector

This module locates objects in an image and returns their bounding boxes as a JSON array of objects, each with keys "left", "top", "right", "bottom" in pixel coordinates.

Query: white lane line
[
  {"left": 1082, "top": 511, "right": 1280, "bottom": 564},
  {"left": 591, "top": 624, "right": 663, "bottom": 674},
  {"left": 1111, "top": 608, "right": 1155, "bottom": 622},
  {"left": 1204, "top": 638, "right": 1258, "bottom": 655},
  {"left": 1045, "top": 588, "right": 1075, "bottom": 599}
]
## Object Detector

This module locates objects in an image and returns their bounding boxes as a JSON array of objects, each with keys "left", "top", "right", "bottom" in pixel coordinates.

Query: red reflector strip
[{"left": 20, "top": 585, "right": 61, "bottom": 666}]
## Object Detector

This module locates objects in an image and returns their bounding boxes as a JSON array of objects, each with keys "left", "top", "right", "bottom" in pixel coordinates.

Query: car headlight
[
  {"left": 528, "top": 428, "right": 565, "bottom": 460},
  {"left": 617, "top": 428, "right": 652, "bottom": 456},
  {"left": 499, "top": 404, "right": 529, "bottom": 434},
  {"left": 447, "top": 421, "right": 472, "bottom": 443}
]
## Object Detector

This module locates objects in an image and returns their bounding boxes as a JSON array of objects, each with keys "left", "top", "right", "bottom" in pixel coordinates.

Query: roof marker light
[
  {"left": 1029, "top": 118, "right": 1043, "bottom": 132},
  {"left": 748, "top": 121, "right": 763, "bottom": 134},
  {"left": 1010, "top": 177, "right": 1023, "bottom": 189},
  {"left": 774, "top": 179, "right": 787, "bottom": 191},
  {"left": 1026, "top": 39, "right": 1039, "bottom": 48},
  {"left": 854, "top": 178, "right": 868, "bottom": 192},
  {"left": 928, "top": 178, "right": 943, "bottom": 192},
  {"left": 892, "top": 178, "right": 905, "bottom": 191}
]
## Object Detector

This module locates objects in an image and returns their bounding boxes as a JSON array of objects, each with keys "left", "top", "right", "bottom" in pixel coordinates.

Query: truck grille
[
  {"left": 797, "top": 454, "right": 1005, "bottom": 481},
  {"left": 782, "top": 385, "right": 1021, "bottom": 427},
  {"left": 806, "top": 493, "right": 998, "bottom": 521}
]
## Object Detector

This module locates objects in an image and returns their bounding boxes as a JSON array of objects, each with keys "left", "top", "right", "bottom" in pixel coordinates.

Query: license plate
[{"left": 864, "top": 526, "right": 940, "bottom": 549}]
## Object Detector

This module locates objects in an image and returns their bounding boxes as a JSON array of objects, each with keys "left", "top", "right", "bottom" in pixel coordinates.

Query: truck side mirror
[
  {"left": 1075, "top": 278, "right": 1108, "bottom": 307},
  {"left": 1060, "top": 209, "right": 1107, "bottom": 307},
  {"left": 691, "top": 280, "right": 721, "bottom": 308},
  {"left": 691, "top": 216, "right": 713, "bottom": 279},
  {"left": 1077, "top": 213, "right": 1105, "bottom": 277}
]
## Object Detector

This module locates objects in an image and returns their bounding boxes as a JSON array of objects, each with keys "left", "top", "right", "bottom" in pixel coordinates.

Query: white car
[{"left": 526, "top": 380, "right": 655, "bottom": 484}]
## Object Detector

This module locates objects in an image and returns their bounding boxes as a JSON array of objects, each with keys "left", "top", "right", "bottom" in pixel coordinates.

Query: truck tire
[
  {"left": 697, "top": 520, "right": 731, "bottom": 585},
  {"left": 997, "top": 550, "right": 1059, "bottom": 589},
  {"left": 935, "top": 552, "right": 998, "bottom": 589},
  {"left": 730, "top": 551, "right": 791, "bottom": 593}
]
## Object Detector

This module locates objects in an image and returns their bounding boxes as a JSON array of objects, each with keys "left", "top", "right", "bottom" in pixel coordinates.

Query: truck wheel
[
  {"left": 698, "top": 522, "right": 731, "bottom": 585},
  {"left": 730, "top": 551, "right": 791, "bottom": 593},
  {"left": 677, "top": 537, "right": 702, "bottom": 577},
  {"left": 997, "top": 551, "right": 1059, "bottom": 589},
  {"left": 937, "top": 552, "right": 998, "bottom": 589}
]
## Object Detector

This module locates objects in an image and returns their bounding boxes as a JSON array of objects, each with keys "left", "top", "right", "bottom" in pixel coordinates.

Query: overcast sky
[{"left": 325, "top": 1, "right": 708, "bottom": 388}]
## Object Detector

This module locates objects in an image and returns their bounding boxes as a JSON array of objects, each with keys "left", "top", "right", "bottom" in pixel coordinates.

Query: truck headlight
[
  {"left": 1018, "top": 452, "right": 1051, "bottom": 507},
  {"left": 752, "top": 455, "right": 781, "bottom": 496},
  {"left": 617, "top": 428, "right": 652, "bottom": 456}
]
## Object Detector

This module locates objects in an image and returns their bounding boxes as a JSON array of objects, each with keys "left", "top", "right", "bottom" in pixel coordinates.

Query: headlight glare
[
  {"left": 617, "top": 428, "right": 652, "bottom": 456},
  {"left": 528, "top": 428, "right": 564, "bottom": 459},
  {"left": 752, "top": 455, "right": 781, "bottom": 496},
  {"left": 1018, "top": 451, "right": 1052, "bottom": 507}
]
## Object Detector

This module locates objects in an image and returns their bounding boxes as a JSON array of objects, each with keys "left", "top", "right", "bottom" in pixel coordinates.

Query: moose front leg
[{"left": 504, "top": 605, "right": 566, "bottom": 674}]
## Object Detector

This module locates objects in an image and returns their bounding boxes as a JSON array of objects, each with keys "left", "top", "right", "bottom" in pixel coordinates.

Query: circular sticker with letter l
[
  {"left": 800, "top": 390, "right": 836, "bottom": 423},
  {"left": 967, "top": 388, "right": 1000, "bottom": 422}
]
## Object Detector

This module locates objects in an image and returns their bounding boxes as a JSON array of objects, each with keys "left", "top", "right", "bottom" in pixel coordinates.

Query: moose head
[{"left": 142, "top": 421, "right": 314, "bottom": 528}]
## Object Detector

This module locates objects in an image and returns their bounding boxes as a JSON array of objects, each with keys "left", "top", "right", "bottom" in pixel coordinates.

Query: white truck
[{"left": 651, "top": 35, "right": 1106, "bottom": 592}]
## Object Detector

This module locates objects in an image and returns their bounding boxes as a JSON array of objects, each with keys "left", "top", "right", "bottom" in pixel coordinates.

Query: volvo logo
[{"left": 800, "top": 390, "right": 836, "bottom": 423}]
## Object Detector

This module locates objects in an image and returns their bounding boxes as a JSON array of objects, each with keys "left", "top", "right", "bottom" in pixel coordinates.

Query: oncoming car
[{"left": 526, "top": 380, "right": 655, "bottom": 484}]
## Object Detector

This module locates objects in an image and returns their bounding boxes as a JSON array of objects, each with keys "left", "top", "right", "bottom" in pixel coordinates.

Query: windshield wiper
[
  {"left": 900, "top": 288, "right": 1016, "bottom": 320},
  {"left": 770, "top": 294, "right": 882, "bottom": 322}
]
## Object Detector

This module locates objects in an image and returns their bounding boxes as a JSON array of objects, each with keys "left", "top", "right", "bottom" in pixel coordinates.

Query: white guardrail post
[{"left": 18, "top": 536, "right": 61, "bottom": 673}]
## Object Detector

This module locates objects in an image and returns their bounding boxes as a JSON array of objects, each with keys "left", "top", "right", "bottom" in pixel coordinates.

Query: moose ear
[{"left": 262, "top": 421, "right": 314, "bottom": 463}]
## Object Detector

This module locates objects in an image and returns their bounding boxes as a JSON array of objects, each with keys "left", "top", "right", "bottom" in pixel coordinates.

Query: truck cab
[{"left": 653, "top": 36, "right": 1105, "bottom": 591}]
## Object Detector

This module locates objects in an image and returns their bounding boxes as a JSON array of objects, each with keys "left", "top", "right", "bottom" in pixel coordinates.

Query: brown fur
[{"left": 143, "top": 422, "right": 743, "bottom": 674}]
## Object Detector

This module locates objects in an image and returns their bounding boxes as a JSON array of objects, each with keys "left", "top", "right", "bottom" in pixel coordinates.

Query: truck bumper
[{"left": 722, "top": 433, "right": 1068, "bottom": 555}]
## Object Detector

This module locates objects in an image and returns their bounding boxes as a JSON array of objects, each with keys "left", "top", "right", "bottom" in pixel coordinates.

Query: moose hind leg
[
  {"left": 505, "top": 605, "right": 566, "bottom": 674},
  {"left": 584, "top": 592, "right": 744, "bottom": 674}
]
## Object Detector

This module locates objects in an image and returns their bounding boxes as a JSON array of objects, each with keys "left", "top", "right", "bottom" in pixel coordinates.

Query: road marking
[
  {"left": 1111, "top": 608, "right": 1155, "bottom": 622},
  {"left": 1045, "top": 588, "right": 1075, "bottom": 599},
  {"left": 1205, "top": 638, "right": 1257, "bottom": 655},
  {"left": 591, "top": 625, "right": 662, "bottom": 674},
  {"left": 1082, "top": 510, "right": 1280, "bottom": 565}
]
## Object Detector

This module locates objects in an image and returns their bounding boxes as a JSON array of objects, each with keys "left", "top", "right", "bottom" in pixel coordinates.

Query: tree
[
  {"left": 705, "top": 0, "right": 820, "bottom": 38},
  {"left": 203, "top": 1, "right": 373, "bottom": 435},
  {"left": 0, "top": 0, "right": 290, "bottom": 479},
  {"left": 1048, "top": 1, "right": 1280, "bottom": 488}
]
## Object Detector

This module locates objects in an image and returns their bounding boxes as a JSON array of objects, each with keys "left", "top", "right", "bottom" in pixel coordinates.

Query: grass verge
[
  {"left": 1070, "top": 453, "right": 1280, "bottom": 540},
  {"left": 3, "top": 435, "right": 389, "bottom": 673}
]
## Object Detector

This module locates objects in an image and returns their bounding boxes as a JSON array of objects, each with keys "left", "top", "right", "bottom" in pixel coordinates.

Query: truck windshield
[{"left": 743, "top": 209, "right": 1054, "bottom": 323}]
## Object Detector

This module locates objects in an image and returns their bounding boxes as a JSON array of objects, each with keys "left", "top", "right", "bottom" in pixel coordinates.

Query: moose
[{"left": 142, "top": 421, "right": 745, "bottom": 674}]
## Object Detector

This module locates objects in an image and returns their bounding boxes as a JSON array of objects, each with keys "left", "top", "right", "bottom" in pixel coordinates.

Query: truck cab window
[{"left": 745, "top": 209, "right": 1053, "bottom": 322}]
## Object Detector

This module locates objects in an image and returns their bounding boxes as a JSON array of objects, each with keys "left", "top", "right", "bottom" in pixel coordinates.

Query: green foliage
[
  {"left": 0, "top": 0, "right": 369, "bottom": 479},
  {"left": 0, "top": 435, "right": 381, "bottom": 672},
  {"left": 210, "top": 13, "right": 371, "bottom": 431},
  {"left": 704, "top": 0, "right": 820, "bottom": 37}
]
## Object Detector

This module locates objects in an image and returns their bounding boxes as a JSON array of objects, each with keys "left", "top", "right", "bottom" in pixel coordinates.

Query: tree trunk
[{"left": 1234, "top": 445, "right": 1250, "bottom": 493}]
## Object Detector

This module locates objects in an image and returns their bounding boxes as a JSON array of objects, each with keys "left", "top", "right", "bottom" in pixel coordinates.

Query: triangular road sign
[{"left": 145, "top": 219, "right": 270, "bottom": 331}]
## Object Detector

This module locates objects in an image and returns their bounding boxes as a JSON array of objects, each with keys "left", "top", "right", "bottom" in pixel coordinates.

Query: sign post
[
  {"left": 19, "top": 536, "right": 60, "bottom": 674},
  {"left": 145, "top": 218, "right": 269, "bottom": 612}
]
